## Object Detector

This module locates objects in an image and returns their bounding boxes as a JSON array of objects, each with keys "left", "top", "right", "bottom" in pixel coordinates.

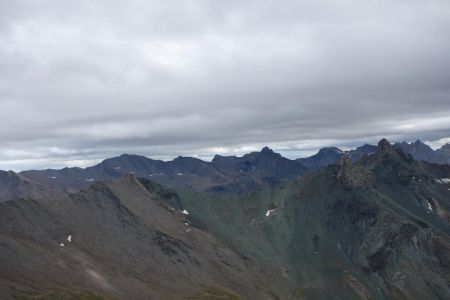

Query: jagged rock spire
[{"left": 377, "top": 138, "right": 392, "bottom": 153}]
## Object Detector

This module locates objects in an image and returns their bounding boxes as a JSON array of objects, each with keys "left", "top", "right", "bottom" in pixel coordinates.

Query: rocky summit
[{"left": 1, "top": 139, "right": 450, "bottom": 299}]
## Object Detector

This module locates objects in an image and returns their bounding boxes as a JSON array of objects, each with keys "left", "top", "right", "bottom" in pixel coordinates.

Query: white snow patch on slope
[
  {"left": 435, "top": 178, "right": 450, "bottom": 184},
  {"left": 67, "top": 235, "right": 72, "bottom": 242},
  {"left": 149, "top": 172, "right": 164, "bottom": 176},
  {"left": 427, "top": 200, "right": 433, "bottom": 211},
  {"left": 179, "top": 209, "right": 189, "bottom": 215},
  {"left": 266, "top": 209, "right": 276, "bottom": 217}
]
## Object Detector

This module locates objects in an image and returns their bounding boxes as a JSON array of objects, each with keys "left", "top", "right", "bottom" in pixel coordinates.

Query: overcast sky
[{"left": 1, "top": 0, "right": 450, "bottom": 170}]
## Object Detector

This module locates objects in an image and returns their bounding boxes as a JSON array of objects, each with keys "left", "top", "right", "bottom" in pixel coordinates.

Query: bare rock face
[
  {"left": 378, "top": 138, "right": 391, "bottom": 151},
  {"left": 339, "top": 154, "right": 351, "bottom": 167},
  {"left": 333, "top": 155, "right": 374, "bottom": 190}
]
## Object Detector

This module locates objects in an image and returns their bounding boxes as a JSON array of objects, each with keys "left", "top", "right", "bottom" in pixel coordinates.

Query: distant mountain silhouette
[
  {"left": 297, "top": 144, "right": 378, "bottom": 169},
  {"left": 296, "top": 147, "right": 344, "bottom": 169},
  {"left": 21, "top": 147, "right": 308, "bottom": 193},
  {"left": 394, "top": 140, "right": 450, "bottom": 165},
  {"left": 297, "top": 140, "right": 450, "bottom": 170}
]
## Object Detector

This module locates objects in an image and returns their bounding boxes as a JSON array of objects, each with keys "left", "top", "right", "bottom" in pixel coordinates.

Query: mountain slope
[
  {"left": 0, "top": 170, "right": 67, "bottom": 203},
  {"left": 0, "top": 174, "right": 271, "bottom": 299},
  {"left": 434, "top": 143, "right": 450, "bottom": 164},
  {"left": 178, "top": 139, "right": 450, "bottom": 299}
]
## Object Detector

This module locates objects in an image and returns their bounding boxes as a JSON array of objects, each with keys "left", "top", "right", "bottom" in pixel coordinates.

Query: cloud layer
[{"left": 1, "top": 0, "right": 450, "bottom": 170}]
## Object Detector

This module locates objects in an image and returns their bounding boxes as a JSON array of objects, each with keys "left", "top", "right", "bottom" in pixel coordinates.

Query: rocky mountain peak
[
  {"left": 246, "top": 146, "right": 282, "bottom": 160},
  {"left": 395, "top": 140, "right": 433, "bottom": 154},
  {"left": 260, "top": 146, "right": 276, "bottom": 155},
  {"left": 377, "top": 138, "right": 393, "bottom": 153},
  {"left": 413, "top": 139, "right": 433, "bottom": 151}
]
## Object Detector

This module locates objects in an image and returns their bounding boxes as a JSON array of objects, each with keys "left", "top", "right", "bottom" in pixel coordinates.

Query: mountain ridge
[
  {"left": 19, "top": 147, "right": 308, "bottom": 193},
  {"left": 15, "top": 140, "right": 450, "bottom": 194}
]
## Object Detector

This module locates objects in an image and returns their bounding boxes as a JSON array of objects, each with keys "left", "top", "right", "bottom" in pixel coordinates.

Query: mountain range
[
  {"left": 1, "top": 139, "right": 450, "bottom": 299},
  {"left": 19, "top": 146, "right": 309, "bottom": 194},
  {"left": 297, "top": 140, "right": 450, "bottom": 170},
  {"left": 17, "top": 140, "right": 450, "bottom": 194}
]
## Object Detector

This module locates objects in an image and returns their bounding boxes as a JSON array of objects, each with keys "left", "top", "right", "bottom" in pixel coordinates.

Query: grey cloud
[{"left": 1, "top": 0, "right": 450, "bottom": 170}]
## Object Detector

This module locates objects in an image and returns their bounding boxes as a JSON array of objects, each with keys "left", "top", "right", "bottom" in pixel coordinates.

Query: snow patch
[
  {"left": 67, "top": 235, "right": 72, "bottom": 242},
  {"left": 149, "top": 172, "right": 164, "bottom": 176},
  {"left": 266, "top": 209, "right": 276, "bottom": 217},
  {"left": 50, "top": 176, "right": 57, "bottom": 179},
  {"left": 177, "top": 173, "right": 183, "bottom": 176},
  {"left": 427, "top": 200, "right": 433, "bottom": 211},
  {"left": 60, "top": 243, "right": 64, "bottom": 247},
  {"left": 435, "top": 178, "right": 450, "bottom": 184},
  {"left": 86, "top": 178, "right": 94, "bottom": 182},
  {"left": 179, "top": 209, "right": 189, "bottom": 215}
]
